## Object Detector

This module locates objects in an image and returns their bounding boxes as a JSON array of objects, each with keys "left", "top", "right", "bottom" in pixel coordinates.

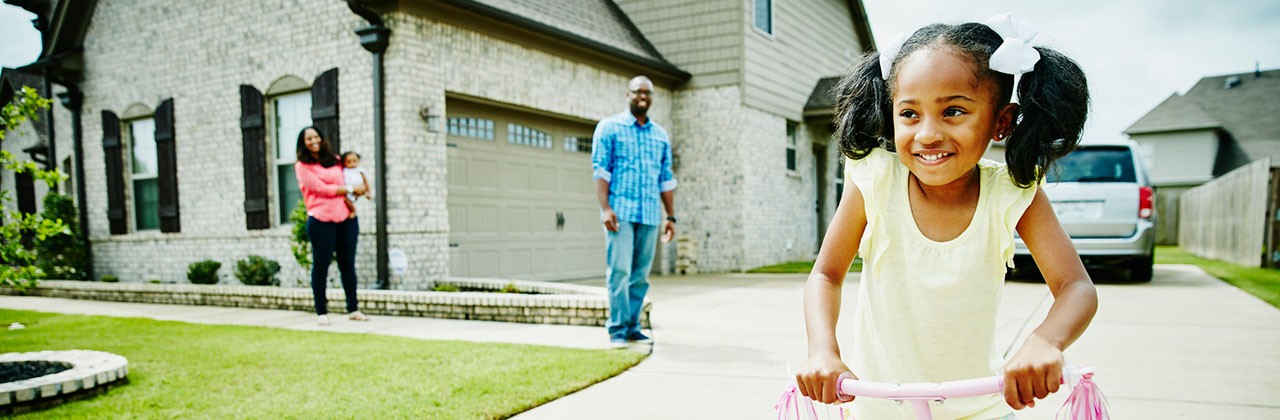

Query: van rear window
[{"left": 1046, "top": 147, "right": 1136, "bottom": 183}]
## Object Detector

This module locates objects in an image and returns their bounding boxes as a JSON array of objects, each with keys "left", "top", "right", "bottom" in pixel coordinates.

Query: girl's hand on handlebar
[
  {"left": 1003, "top": 334, "right": 1064, "bottom": 410},
  {"left": 796, "top": 354, "right": 855, "bottom": 405}
]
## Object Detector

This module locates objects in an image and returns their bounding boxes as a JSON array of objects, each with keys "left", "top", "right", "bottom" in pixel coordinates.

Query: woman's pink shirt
[{"left": 295, "top": 160, "right": 349, "bottom": 223}]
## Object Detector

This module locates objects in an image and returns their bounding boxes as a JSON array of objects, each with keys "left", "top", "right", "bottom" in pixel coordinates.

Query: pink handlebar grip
[{"left": 837, "top": 365, "right": 1093, "bottom": 401}]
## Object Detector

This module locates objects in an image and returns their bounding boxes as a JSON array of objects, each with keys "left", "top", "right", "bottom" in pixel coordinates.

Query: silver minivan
[{"left": 1013, "top": 142, "right": 1157, "bottom": 282}]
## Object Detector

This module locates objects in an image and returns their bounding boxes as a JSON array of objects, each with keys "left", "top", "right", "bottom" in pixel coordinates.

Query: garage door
[{"left": 446, "top": 99, "right": 604, "bottom": 280}]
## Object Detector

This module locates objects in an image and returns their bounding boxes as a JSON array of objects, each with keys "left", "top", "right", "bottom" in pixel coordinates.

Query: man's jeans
[{"left": 605, "top": 221, "right": 658, "bottom": 340}]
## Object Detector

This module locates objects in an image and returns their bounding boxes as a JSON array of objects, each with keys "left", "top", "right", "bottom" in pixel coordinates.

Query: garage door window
[
  {"left": 449, "top": 117, "right": 494, "bottom": 140},
  {"left": 508, "top": 123, "right": 552, "bottom": 149},
  {"left": 564, "top": 136, "right": 592, "bottom": 154}
]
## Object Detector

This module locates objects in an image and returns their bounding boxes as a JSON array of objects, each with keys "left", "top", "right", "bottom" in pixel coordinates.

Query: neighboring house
[
  {"left": 1124, "top": 68, "right": 1280, "bottom": 244},
  {"left": 4, "top": 0, "right": 874, "bottom": 287}
]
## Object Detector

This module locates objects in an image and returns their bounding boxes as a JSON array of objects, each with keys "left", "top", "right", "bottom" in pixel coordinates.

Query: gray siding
[
  {"left": 1131, "top": 130, "right": 1219, "bottom": 186},
  {"left": 615, "top": 0, "right": 742, "bottom": 87},
  {"left": 742, "top": 0, "right": 861, "bottom": 120}
]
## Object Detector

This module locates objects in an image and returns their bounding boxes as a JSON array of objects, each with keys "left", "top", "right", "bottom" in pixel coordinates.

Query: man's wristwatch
[{"left": 666, "top": 216, "right": 676, "bottom": 223}]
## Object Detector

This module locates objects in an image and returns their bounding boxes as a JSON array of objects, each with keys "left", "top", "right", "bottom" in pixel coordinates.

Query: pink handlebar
[{"left": 836, "top": 364, "right": 1094, "bottom": 401}]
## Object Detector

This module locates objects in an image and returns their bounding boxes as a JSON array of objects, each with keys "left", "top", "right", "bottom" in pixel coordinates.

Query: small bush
[
  {"left": 501, "top": 282, "right": 520, "bottom": 294},
  {"left": 235, "top": 255, "right": 281, "bottom": 286},
  {"left": 187, "top": 260, "right": 222, "bottom": 285},
  {"left": 431, "top": 283, "right": 458, "bottom": 292},
  {"left": 100, "top": 275, "right": 119, "bottom": 283}
]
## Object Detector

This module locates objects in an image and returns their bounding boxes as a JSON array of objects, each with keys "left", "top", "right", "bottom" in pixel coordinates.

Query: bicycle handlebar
[{"left": 836, "top": 364, "right": 1095, "bottom": 401}]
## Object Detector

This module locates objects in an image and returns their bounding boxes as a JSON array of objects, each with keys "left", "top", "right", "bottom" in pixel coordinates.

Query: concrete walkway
[{"left": 3, "top": 264, "right": 1278, "bottom": 419}]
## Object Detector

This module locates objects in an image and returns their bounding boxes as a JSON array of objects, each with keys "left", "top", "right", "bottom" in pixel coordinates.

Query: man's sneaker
[
  {"left": 609, "top": 338, "right": 629, "bottom": 349},
  {"left": 317, "top": 315, "right": 331, "bottom": 326},
  {"left": 627, "top": 332, "right": 653, "bottom": 344}
]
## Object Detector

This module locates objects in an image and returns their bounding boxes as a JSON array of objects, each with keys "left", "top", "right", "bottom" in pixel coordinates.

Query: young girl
[
  {"left": 341, "top": 151, "right": 370, "bottom": 220},
  {"left": 796, "top": 15, "right": 1098, "bottom": 419}
]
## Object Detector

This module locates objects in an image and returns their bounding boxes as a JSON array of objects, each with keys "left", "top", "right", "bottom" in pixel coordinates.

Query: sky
[
  {"left": 2, "top": 1, "right": 1279, "bottom": 142},
  {"left": 861, "top": 0, "right": 1280, "bottom": 143}
]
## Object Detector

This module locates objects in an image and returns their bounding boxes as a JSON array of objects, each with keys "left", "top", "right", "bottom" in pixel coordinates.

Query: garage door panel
[
  {"left": 532, "top": 206, "right": 557, "bottom": 233},
  {"left": 532, "top": 166, "right": 557, "bottom": 191},
  {"left": 450, "top": 249, "right": 467, "bottom": 277},
  {"left": 503, "top": 163, "right": 531, "bottom": 191},
  {"left": 533, "top": 248, "right": 557, "bottom": 273},
  {"left": 470, "top": 250, "right": 500, "bottom": 277},
  {"left": 503, "top": 205, "right": 531, "bottom": 233},
  {"left": 448, "top": 154, "right": 467, "bottom": 187},
  {"left": 471, "top": 159, "right": 500, "bottom": 189},
  {"left": 470, "top": 205, "right": 499, "bottom": 234},
  {"left": 505, "top": 249, "right": 531, "bottom": 276},
  {"left": 448, "top": 204, "right": 468, "bottom": 234}
]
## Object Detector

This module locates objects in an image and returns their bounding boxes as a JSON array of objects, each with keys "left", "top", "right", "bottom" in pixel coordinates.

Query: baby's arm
[
  {"left": 359, "top": 171, "right": 371, "bottom": 199},
  {"left": 1004, "top": 187, "right": 1099, "bottom": 410},
  {"left": 796, "top": 182, "right": 867, "bottom": 405}
]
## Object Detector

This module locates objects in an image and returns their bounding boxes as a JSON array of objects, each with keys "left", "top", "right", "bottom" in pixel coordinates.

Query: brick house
[{"left": 4, "top": 0, "right": 874, "bottom": 287}]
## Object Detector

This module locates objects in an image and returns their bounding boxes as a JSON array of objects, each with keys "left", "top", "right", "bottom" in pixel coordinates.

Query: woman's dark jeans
[{"left": 307, "top": 216, "right": 359, "bottom": 315}]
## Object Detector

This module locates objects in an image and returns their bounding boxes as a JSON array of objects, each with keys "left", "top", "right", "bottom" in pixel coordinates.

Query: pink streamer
[
  {"left": 1057, "top": 373, "right": 1111, "bottom": 420},
  {"left": 774, "top": 383, "right": 818, "bottom": 420}
]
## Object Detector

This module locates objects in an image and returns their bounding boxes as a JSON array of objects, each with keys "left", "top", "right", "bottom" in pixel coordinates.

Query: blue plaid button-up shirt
[{"left": 591, "top": 111, "right": 677, "bottom": 226}]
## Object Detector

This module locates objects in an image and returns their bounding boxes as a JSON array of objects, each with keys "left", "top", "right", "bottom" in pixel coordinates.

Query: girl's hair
[
  {"left": 833, "top": 22, "right": 1089, "bottom": 187},
  {"left": 296, "top": 126, "right": 338, "bottom": 167},
  {"left": 342, "top": 151, "right": 361, "bottom": 160}
]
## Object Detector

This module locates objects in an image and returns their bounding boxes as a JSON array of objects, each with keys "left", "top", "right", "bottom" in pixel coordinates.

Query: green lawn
[
  {"left": 1156, "top": 246, "right": 1280, "bottom": 309},
  {"left": 0, "top": 309, "right": 644, "bottom": 419},
  {"left": 747, "top": 260, "right": 862, "bottom": 274}
]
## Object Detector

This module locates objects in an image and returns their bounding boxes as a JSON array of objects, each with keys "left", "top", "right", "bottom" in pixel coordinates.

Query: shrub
[
  {"left": 35, "top": 193, "right": 90, "bottom": 280},
  {"left": 100, "top": 275, "right": 118, "bottom": 283},
  {"left": 431, "top": 283, "right": 458, "bottom": 292},
  {"left": 234, "top": 255, "right": 281, "bottom": 286},
  {"left": 501, "top": 282, "right": 520, "bottom": 294},
  {"left": 187, "top": 260, "right": 222, "bottom": 285},
  {"left": 289, "top": 200, "right": 310, "bottom": 271}
]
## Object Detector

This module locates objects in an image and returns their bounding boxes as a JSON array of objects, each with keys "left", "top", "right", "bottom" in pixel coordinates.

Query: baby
[{"left": 342, "top": 151, "right": 370, "bottom": 219}]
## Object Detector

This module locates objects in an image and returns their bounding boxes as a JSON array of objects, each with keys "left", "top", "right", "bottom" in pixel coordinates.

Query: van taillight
[{"left": 1139, "top": 186, "right": 1154, "bottom": 219}]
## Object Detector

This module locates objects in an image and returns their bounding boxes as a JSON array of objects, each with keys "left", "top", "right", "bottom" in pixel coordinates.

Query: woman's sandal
[{"left": 347, "top": 311, "right": 370, "bottom": 322}]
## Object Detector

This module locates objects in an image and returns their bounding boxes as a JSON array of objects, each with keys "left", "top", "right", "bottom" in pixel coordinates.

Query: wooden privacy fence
[{"left": 1179, "top": 157, "right": 1277, "bottom": 267}]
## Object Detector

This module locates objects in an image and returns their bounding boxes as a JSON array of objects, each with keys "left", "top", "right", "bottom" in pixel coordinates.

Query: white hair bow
[
  {"left": 877, "top": 13, "right": 1041, "bottom": 81},
  {"left": 984, "top": 13, "right": 1041, "bottom": 75}
]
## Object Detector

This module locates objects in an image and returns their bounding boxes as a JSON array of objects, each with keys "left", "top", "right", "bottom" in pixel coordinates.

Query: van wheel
[{"left": 1129, "top": 256, "right": 1153, "bottom": 282}]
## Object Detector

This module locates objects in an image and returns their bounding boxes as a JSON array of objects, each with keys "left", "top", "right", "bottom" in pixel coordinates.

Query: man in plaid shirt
[{"left": 591, "top": 75, "right": 677, "bottom": 348}]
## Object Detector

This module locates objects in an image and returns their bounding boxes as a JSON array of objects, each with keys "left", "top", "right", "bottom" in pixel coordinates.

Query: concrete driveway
[{"left": 516, "top": 265, "right": 1280, "bottom": 419}]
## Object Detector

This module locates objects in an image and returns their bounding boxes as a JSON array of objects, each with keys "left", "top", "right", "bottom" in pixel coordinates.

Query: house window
[
  {"left": 129, "top": 118, "right": 159, "bottom": 230},
  {"left": 564, "top": 136, "right": 592, "bottom": 153},
  {"left": 754, "top": 0, "right": 772, "bottom": 34},
  {"left": 507, "top": 123, "right": 552, "bottom": 149},
  {"left": 273, "top": 91, "right": 311, "bottom": 224},
  {"left": 786, "top": 122, "right": 797, "bottom": 171},
  {"left": 448, "top": 117, "right": 495, "bottom": 140}
]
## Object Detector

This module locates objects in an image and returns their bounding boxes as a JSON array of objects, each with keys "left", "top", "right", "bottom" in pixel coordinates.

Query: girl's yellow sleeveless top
[{"left": 844, "top": 148, "right": 1037, "bottom": 420}]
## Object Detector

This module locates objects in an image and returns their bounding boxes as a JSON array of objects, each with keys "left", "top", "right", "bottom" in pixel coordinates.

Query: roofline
[
  {"left": 1123, "top": 124, "right": 1223, "bottom": 136},
  {"left": 847, "top": 0, "right": 875, "bottom": 52},
  {"left": 432, "top": 0, "right": 690, "bottom": 86}
]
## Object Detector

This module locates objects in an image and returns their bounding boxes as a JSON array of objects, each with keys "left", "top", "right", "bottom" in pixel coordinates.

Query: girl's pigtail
[
  {"left": 1005, "top": 46, "right": 1090, "bottom": 187},
  {"left": 833, "top": 51, "right": 893, "bottom": 160}
]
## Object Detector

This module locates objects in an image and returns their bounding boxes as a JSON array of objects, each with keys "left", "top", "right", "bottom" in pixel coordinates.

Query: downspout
[
  {"left": 42, "top": 68, "right": 56, "bottom": 172},
  {"left": 347, "top": 1, "right": 391, "bottom": 289},
  {"left": 57, "top": 86, "right": 93, "bottom": 280}
]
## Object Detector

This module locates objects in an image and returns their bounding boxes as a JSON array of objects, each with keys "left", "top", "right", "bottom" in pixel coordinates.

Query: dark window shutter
[
  {"left": 15, "top": 171, "right": 35, "bottom": 215},
  {"left": 311, "top": 68, "right": 339, "bottom": 152},
  {"left": 102, "top": 110, "right": 128, "bottom": 235},
  {"left": 154, "top": 98, "right": 180, "bottom": 233},
  {"left": 240, "top": 85, "right": 270, "bottom": 230}
]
